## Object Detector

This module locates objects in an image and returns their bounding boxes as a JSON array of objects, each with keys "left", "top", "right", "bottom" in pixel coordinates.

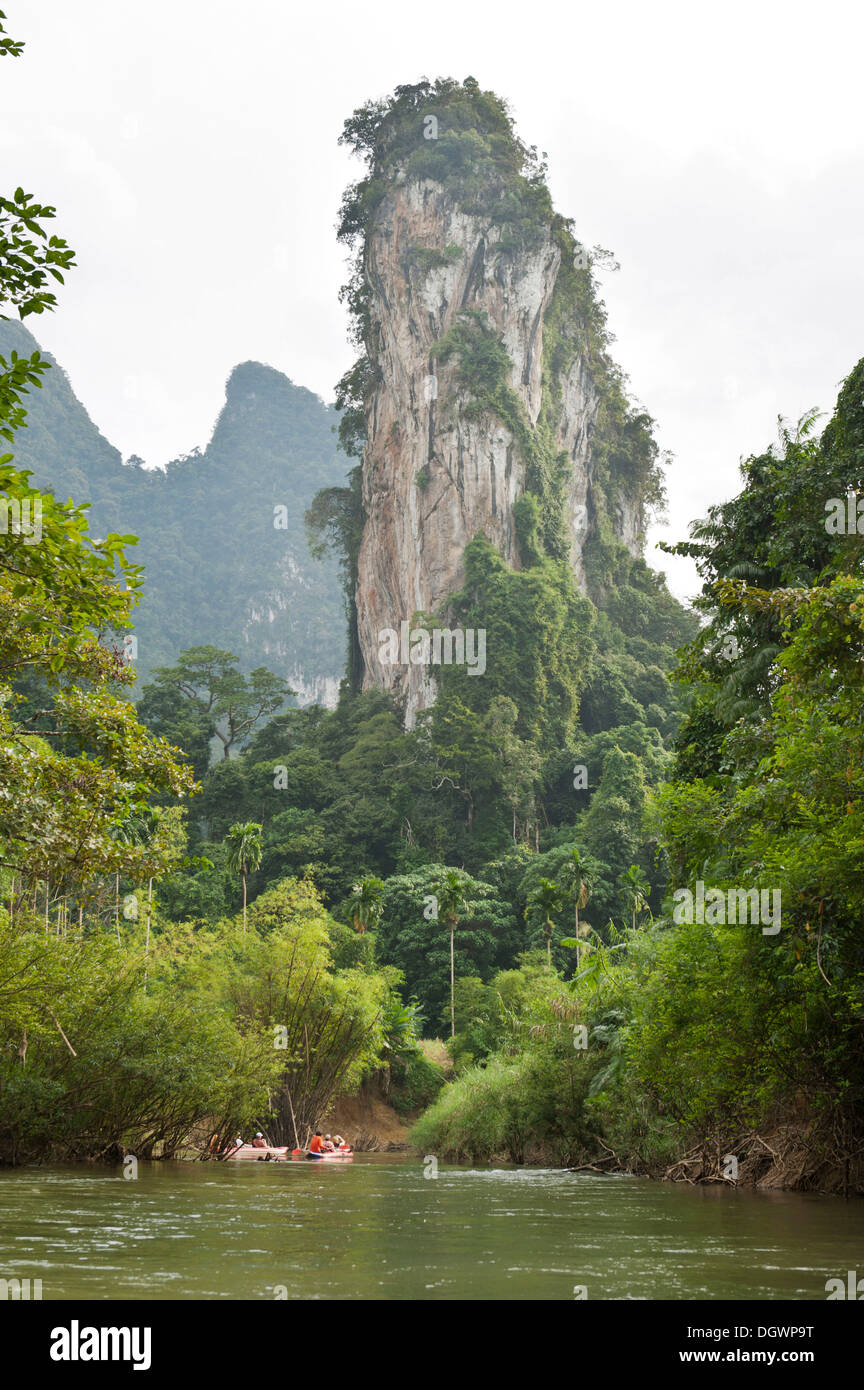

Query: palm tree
[
  {"left": 564, "top": 848, "right": 591, "bottom": 967},
  {"left": 619, "top": 864, "right": 651, "bottom": 931},
  {"left": 350, "top": 874, "right": 384, "bottom": 934},
  {"left": 435, "top": 869, "right": 469, "bottom": 1040},
  {"left": 526, "top": 877, "right": 564, "bottom": 967},
  {"left": 225, "top": 822, "right": 263, "bottom": 934}
]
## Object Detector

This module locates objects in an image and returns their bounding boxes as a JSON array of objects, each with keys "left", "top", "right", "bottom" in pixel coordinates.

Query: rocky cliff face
[{"left": 354, "top": 176, "right": 640, "bottom": 723}]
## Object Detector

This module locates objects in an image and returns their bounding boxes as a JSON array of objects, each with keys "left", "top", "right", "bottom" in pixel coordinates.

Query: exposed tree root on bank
[
  {"left": 659, "top": 1121, "right": 863, "bottom": 1195},
  {"left": 608, "top": 1115, "right": 864, "bottom": 1195}
]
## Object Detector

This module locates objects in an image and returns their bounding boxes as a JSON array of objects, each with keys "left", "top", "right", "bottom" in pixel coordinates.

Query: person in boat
[
  {"left": 252, "top": 1132, "right": 268, "bottom": 1148},
  {"left": 322, "top": 1134, "right": 336, "bottom": 1152},
  {"left": 333, "top": 1134, "right": 351, "bottom": 1152},
  {"left": 308, "top": 1131, "right": 324, "bottom": 1153}
]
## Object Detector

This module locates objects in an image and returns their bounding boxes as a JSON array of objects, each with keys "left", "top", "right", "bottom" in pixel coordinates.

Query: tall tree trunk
[
  {"left": 450, "top": 921, "right": 455, "bottom": 1040},
  {"left": 44, "top": 878, "right": 49, "bottom": 934},
  {"left": 242, "top": 869, "right": 247, "bottom": 934},
  {"left": 143, "top": 878, "right": 153, "bottom": 990},
  {"left": 285, "top": 1086, "right": 300, "bottom": 1151}
]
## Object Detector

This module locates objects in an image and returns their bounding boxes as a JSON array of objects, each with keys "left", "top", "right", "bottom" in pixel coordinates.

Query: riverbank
[
  {"left": 645, "top": 1117, "right": 864, "bottom": 1197},
  {"left": 325, "top": 1092, "right": 413, "bottom": 1151},
  {"left": 408, "top": 1100, "right": 864, "bottom": 1196}
]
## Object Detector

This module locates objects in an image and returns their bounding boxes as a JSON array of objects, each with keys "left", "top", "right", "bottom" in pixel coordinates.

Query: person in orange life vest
[{"left": 308, "top": 1132, "right": 324, "bottom": 1153}]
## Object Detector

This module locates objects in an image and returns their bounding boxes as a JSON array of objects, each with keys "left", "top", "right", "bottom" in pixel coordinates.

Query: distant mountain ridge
[{"left": 0, "top": 320, "right": 350, "bottom": 700}]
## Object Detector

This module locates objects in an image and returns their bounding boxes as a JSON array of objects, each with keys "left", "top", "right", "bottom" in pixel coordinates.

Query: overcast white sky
[{"left": 2, "top": 0, "right": 862, "bottom": 601}]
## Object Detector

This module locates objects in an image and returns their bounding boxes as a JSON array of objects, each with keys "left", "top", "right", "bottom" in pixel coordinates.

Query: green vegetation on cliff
[{"left": 327, "top": 76, "right": 666, "bottom": 591}]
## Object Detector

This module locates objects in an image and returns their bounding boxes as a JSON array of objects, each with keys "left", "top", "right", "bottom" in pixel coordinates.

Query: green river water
[{"left": 1, "top": 1155, "right": 862, "bottom": 1300}]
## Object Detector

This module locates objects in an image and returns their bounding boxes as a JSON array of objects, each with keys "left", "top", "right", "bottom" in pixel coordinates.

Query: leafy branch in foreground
[{"left": 0, "top": 9, "right": 23, "bottom": 59}]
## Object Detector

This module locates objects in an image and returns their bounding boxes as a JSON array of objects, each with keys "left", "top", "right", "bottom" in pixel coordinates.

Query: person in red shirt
[{"left": 308, "top": 1132, "right": 324, "bottom": 1153}]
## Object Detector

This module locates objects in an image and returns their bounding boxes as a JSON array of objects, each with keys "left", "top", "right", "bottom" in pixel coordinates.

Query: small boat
[
  {"left": 291, "top": 1148, "right": 353, "bottom": 1162},
  {"left": 223, "top": 1142, "right": 291, "bottom": 1161}
]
